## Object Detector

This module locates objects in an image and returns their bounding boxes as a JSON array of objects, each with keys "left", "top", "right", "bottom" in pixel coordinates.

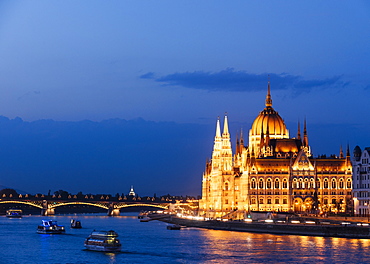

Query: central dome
[
  {"left": 249, "top": 82, "right": 289, "bottom": 151},
  {"left": 250, "top": 106, "right": 288, "bottom": 137}
]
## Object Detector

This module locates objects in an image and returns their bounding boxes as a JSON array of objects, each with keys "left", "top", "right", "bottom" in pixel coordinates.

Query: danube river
[{"left": 0, "top": 214, "right": 369, "bottom": 263}]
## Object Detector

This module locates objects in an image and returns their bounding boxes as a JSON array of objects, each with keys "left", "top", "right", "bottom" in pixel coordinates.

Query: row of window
[
  {"left": 251, "top": 198, "right": 288, "bottom": 205},
  {"left": 248, "top": 198, "right": 345, "bottom": 205},
  {"left": 248, "top": 178, "right": 351, "bottom": 189}
]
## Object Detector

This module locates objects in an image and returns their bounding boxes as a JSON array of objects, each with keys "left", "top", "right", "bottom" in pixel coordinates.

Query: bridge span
[{"left": 0, "top": 196, "right": 199, "bottom": 216}]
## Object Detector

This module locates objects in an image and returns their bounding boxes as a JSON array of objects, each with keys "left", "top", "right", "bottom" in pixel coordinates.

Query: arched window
[
  {"left": 283, "top": 179, "right": 288, "bottom": 188},
  {"left": 310, "top": 178, "right": 314, "bottom": 188},
  {"left": 324, "top": 178, "right": 329, "bottom": 188},
  {"left": 267, "top": 178, "right": 272, "bottom": 189},
  {"left": 347, "top": 179, "right": 352, "bottom": 189},
  {"left": 304, "top": 178, "right": 308, "bottom": 188},
  {"left": 293, "top": 178, "right": 297, "bottom": 189},
  {"left": 251, "top": 178, "right": 256, "bottom": 189},
  {"left": 331, "top": 179, "right": 336, "bottom": 189},
  {"left": 259, "top": 179, "right": 264, "bottom": 189},
  {"left": 317, "top": 179, "right": 321, "bottom": 188},
  {"left": 299, "top": 178, "right": 303, "bottom": 188},
  {"left": 224, "top": 182, "right": 229, "bottom": 191},
  {"left": 275, "top": 179, "right": 280, "bottom": 189},
  {"left": 339, "top": 178, "right": 344, "bottom": 189}
]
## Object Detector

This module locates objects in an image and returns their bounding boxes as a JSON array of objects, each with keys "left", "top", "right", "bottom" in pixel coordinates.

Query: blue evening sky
[{"left": 0, "top": 1, "right": 369, "bottom": 195}]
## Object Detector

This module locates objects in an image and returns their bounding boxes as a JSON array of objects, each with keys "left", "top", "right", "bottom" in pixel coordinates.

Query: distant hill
[{"left": 0, "top": 185, "right": 28, "bottom": 195}]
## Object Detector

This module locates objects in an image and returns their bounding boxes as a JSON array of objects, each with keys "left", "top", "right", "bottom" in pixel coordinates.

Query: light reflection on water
[{"left": 0, "top": 215, "right": 369, "bottom": 263}]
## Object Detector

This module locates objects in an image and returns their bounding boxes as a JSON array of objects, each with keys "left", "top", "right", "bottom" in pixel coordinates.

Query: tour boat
[
  {"left": 84, "top": 230, "right": 121, "bottom": 252},
  {"left": 6, "top": 209, "right": 22, "bottom": 218},
  {"left": 71, "top": 219, "right": 82, "bottom": 228},
  {"left": 37, "top": 220, "right": 65, "bottom": 234}
]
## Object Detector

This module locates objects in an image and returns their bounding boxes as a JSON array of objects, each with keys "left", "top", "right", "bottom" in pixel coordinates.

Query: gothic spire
[
  {"left": 340, "top": 145, "right": 344, "bottom": 159},
  {"left": 297, "top": 120, "right": 301, "bottom": 140},
  {"left": 303, "top": 118, "right": 308, "bottom": 147},
  {"left": 265, "top": 79, "right": 272, "bottom": 107},
  {"left": 346, "top": 144, "right": 350, "bottom": 157},
  {"left": 240, "top": 128, "right": 244, "bottom": 146},
  {"left": 260, "top": 122, "right": 265, "bottom": 148},
  {"left": 215, "top": 116, "right": 221, "bottom": 138},
  {"left": 265, "top": 122, "right": 270, "bottom": 146},
  {"left": 222, "top": 114, "right": 229, "bottom": 136},
  {"left": 236, "top": 132, "right": 240, "bottom": 155}
]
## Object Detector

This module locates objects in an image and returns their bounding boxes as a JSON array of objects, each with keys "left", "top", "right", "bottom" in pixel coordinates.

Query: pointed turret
[
  {"left": 265, "top": 123, "right": 270, "bottom": 147},
  {"left": 346, "top": 144, "right": 350, "bottom": 157},
  {"left": 222, "top": 114, "right": 229, "bottom": 136},
  {"left": 221, "top": 114, "right": 232, "bottom": 171},
  {"left": 265, "top": 80, "right": 272, "bottom": 107},
  {"left": 339, "top": 145, "right": 344, "bottom": 159},
  {"left": 297, "top": 121, "right": 301, "bottom": 140},
  {"left": 240, "top": 128, "right": 244, "bottom": 148},
  {"left": 236, "top": 132, "right": 240, "bottom": 155},
  {"left": 260, "top": 123, "right": 265, "bottom": 150},
  {"left": 211, "top": 117, "right": 223, "bottom": 168},
  {"left": 216, "top": 116, "right": 221, "bottom": 138},
  {"left": 303, "top": 119, "right": 308, "bottom": 147},
  {"left": 345, "top": 144, "right": 352, "bottom": 170}
]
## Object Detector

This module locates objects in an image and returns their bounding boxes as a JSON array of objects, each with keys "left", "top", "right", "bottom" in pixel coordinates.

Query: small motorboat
[
  {"left": 84, "top": 230, "right": 121, "bottom": 252},
  {"left": 138, "top": 211, "right": 148, "bottom": 219},
  {"left": 167, "top": 224, "right": 181, "bottom": 230},
  {"left": 71, "top": 219, "right": 82, "bottom": 228},
  {"left": 37, "top": 220, "right": 65, "bottom": 234},
  {"left": 6, "top": 209, "right": 22, "bottom": 218}
]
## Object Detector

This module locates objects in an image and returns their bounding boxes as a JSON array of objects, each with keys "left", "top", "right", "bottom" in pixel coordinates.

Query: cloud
[
  {"left": 140, "top": 68, "right": 347, "bottom": 94},
  {"left": 139, "top": 72, "right": 155, "bottom": 79}
]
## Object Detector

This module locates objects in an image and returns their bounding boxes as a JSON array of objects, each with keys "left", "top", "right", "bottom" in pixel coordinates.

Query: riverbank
[{"left": 148, "top": 213, "right": 370, "bottom": 239}]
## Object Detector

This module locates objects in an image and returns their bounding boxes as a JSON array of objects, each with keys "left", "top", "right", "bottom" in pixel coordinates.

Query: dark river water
[{"left": 0, "top": 214, "right": 369, "bottom": 263}]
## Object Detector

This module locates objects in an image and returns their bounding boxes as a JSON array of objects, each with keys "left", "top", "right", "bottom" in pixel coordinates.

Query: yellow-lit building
[{"left": 199, "top": 83, "right": 352, "bottom": 218}]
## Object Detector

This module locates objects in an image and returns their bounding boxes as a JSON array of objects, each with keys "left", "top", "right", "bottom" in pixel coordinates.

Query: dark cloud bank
[
  {"left": 140, "top": 69, "right": 347, "bottom": 93},
  {"left": 0, "top": 116, "right": 367, "bottom": 196}
]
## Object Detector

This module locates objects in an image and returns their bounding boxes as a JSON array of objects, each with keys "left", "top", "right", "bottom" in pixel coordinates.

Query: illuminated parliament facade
[{"left": 199, "top": 83, "right": 352, "bottom": 217}]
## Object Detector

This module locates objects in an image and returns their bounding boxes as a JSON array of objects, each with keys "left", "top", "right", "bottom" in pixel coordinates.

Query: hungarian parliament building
[{"left": 199, "top": 83, "right": 353, "bottom": 218}]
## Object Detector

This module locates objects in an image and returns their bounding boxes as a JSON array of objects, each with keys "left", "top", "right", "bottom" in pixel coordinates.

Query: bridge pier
[
  {"left": 41, "top": 208, "right": 55, "bottom": 216},
  {"left": 108, "top": 208, "right": 120, "bottom": 216},
  {"left": 41, "top": 200, "right": 55, "bottom": 216},
  {"left": 107, "top": 203, "right": 120, "bottom": 216}
]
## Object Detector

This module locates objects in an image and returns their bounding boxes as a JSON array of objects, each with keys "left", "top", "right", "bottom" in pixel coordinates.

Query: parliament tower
[{"left": 199, "top": 83, "right": 352, "bottom": 218}]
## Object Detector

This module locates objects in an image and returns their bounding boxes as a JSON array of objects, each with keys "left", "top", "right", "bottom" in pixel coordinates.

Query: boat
[
  {"left": 6, "top": 209, "right": 22, "bottom": 218},
  {"left": 71, "top": 219, "right": 82, "bottom": 228},
  {"left": 84, "top": 230, "right": 121, "bottom": 252},
  {"left": 167, "top": 224, "right": 181, "bottom": 230},
  {"left": 37, "top": 220, "right": 65, "bottom": 234}
]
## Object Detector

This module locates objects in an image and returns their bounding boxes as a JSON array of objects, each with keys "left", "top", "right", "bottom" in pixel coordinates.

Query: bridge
[{"left": 0, "top": 194, "right": 199, "bottom": 216}]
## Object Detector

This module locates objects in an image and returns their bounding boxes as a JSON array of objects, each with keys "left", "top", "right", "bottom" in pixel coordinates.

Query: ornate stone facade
[
  {"left": 352, "top": 146, "right": 370, "bottom": 216},
  {"left": 199, "top": 83, "right": 352, "bottom": 218}
]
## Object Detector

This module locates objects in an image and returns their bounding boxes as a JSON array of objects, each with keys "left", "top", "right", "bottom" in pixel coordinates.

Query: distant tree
[
  {"left": 54, "top": 190, "right": 70, "bottom": 199},
  {"left": 0, "top": 188, "right": 18, "bottom": 197}
]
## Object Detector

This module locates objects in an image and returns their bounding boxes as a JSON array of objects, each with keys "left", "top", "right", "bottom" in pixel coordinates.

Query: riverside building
[
  {"left": 352, "top": 146, "right": 370, "bottom": 216},
  {"left": 199, "top": 83, "right": 353, "bottom": 218}
]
